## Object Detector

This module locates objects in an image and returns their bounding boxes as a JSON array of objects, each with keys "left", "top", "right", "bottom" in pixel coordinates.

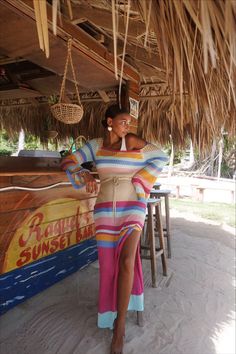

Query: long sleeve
[
  {"left": 132, "top": 143, "right": 169, "bottom": 201},
  {"left": 61, "top": 138, "right": 98, "bottom": 189}
]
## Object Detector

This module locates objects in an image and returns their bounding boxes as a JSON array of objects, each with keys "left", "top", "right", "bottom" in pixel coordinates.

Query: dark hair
[{"left": 102, "top": 104, "right": 129, "bottom": 128}]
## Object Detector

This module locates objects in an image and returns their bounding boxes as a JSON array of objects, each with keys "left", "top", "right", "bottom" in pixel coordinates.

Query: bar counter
[{"left": 0, "top": 156, "right": 98, "bottom": 315}]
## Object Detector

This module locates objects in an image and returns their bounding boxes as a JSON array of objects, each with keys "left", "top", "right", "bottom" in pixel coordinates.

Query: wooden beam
[
  {"left": 105, "top": 40, "right": 164, "bottom": 70},
  {"left": 97, "top": 90, "right": 110, "bottom": 103},
  {"left": 140, "top": 93, "right": 189, "bottom": 100},
  {"left": 70, "top": 4, "right": 146, "bottom": 39},
  {"left": 0, "top": 87, "right": 42, "bottom": 99},
  {"left": 0, "top": 57, "right": 26, "bottom": 65},
  {"left": 2, "top": 0, "right": 139, "bottom": 84}
]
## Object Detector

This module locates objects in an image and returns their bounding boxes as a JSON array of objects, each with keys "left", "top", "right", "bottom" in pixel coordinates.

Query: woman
[{"left": 61, "top": 104, "right": 168, "bottom": 354}]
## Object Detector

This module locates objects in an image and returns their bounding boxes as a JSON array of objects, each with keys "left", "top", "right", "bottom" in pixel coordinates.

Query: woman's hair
[{"left": 102, "top": 104, "right": 129, "bottom": 128}]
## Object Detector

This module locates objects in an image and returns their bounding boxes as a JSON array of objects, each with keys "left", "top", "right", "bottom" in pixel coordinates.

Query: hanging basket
[
  {"left": 51, "top": 103, "right": 83, "bottom": 124},
  {"left": 51, "top": 39, "right": 83, "bottom": 124}
]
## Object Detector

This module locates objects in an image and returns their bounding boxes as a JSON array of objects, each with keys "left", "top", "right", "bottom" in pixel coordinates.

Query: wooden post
[
  {"left": 168, "top": 135, "right": 174, "bottom": 178},
  {"left": 217, "top": 136, "right": 224, "bottom": 181},
  {"left": 119, "top": 80, "right": 140, "bottom": 135},
  {"left": 176, "top": 185, "right": 180, "bottom": 199}
]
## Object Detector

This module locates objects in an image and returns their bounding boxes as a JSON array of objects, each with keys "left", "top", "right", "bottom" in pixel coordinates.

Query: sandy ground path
[{"left": 0, "top": 212, "right": 235, "bottom": 354}]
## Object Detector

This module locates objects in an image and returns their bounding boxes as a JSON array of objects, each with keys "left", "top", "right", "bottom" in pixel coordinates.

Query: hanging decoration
[{"left": 50, "top": 39, "right": 84, "bottom": 124}]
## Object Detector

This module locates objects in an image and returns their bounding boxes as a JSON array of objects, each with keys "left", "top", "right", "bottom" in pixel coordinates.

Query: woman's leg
[{"left": 111, "top": 229, "right": 141, "bottom": 353}]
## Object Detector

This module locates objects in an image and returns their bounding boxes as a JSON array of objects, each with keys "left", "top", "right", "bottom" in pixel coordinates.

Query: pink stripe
[
  {"left": 98, "top": 227, "right": 144, "bottom": 313},
  {"left": 95, "top": 215, "right": 145, "bottom": 227},
  {"left": 95, "top": 201, "right": 146, "bottom": 208},
  {"left": 132, "top": 177, "right": 151, "bottom": 194},
  {"left": 96, "top": 221, "right": 143, "bottom": 231}
]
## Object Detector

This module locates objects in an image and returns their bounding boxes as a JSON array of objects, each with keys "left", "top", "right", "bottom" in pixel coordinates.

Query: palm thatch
[
  {"left": 0, "top": 100, "right": 111, "bottom": 143},
  {"left": 135, "top": 0, "right": 236, "bottom": 150}
]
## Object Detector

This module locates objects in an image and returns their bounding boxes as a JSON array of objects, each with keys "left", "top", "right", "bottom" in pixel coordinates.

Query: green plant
[
  {"left": 0, "top": 149, "right": 12, "bottom": 156},
  {"left": 48, "top": 94, "right": 59, "bottom": 105}
]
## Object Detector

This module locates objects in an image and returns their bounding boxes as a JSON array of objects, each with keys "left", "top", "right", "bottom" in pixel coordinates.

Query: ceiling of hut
[{"left": 0, "top": 0, "right": 235, "bottom": 149}]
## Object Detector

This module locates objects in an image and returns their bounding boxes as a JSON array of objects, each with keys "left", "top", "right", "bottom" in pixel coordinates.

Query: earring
[{"left": 107, "top": 126, "right": 112, "bottom": 132}]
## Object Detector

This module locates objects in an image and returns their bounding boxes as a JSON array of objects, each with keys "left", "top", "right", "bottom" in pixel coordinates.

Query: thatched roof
[{"left": 0, "top": 0, "right": 235, "bottom": 150}]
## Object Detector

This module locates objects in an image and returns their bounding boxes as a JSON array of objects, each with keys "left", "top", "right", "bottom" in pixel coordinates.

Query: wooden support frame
[{"left": 2, "top": 0, "right": 140, "bottom": 85}]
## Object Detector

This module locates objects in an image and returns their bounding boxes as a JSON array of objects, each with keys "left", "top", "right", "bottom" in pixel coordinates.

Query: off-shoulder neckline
[{"left": 98, "top": 138, "right": 146, "bottom": 152}]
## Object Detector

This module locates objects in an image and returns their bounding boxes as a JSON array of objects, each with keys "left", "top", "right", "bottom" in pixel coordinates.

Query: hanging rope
[
  {"left": 112, "top": 0, "right": 118, "bottom": 80},
  {"left": 118, "top": 0, "right": 131, "bottom": 107},
  {"left": 144, "top": 0, "right": 152, "bottom": 48}
]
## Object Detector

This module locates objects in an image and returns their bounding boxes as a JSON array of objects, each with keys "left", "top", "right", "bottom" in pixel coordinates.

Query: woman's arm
[
  {"left": 132, "top": 142, "right": 169, "bottom": 201},
  {"left": 61, "top": 139, "right": 98, "bottom": 193}
]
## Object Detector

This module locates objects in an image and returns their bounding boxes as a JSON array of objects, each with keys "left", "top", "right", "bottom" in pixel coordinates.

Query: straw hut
[{"left": 0, "top": 0, "right": 235, "bottom": 150}]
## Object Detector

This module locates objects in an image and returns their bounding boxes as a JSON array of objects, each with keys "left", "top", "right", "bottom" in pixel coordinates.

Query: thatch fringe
[
  {"left": 135, "top": 0, "right": 236, "bottom": 151},
  {"left": 0, "top": 102, "right": 111, "bottom": 143}
]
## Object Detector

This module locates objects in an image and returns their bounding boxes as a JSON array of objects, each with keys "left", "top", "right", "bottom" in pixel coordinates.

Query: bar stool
[
  {"left": 150, "top": 189, "right": 172, "bottom": 258},
  {"left": 153, "top": 182, "right": 161, "bottom": 190},
  {"left": 141, "top": 198, "right": 167, "bottom": 288}
]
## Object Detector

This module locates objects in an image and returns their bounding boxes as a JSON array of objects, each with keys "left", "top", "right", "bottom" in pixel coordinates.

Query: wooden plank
[
  {"left": 0, "top": 207, "right": 95, "bottom": 235},
  {"left": 0, "top": 87, "right": 42, "bottom": 99},
  {"left": 0, "top": 156, "right": 61, "bottom": 173},
  {"left": 2, "top": 0, "right": 139, "bottom": 85},
  {"left": 70, "top": 4, "right": 146, "bottom": 39},
  {"left": 0, "top": 186, "right": 96, "bottom": 213}
]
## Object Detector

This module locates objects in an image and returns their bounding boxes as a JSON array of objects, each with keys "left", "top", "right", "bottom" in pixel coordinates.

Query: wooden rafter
[
  {"left": 2, "top": 0, "right": 139, "bottom": 84},
  {"left": 69, "top": 4, "right": 147, "bottom": 39}
]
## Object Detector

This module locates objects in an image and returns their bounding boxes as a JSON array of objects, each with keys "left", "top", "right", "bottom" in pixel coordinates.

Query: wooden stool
[
  {"left": 153, "top": 182, "right": 161, "bottom": 190},
  {"left": 150, "top": 189, "right": 172, "bottom": 258},
  {"left": 141, "top": 198, "right": 167, "bottom": 288}
]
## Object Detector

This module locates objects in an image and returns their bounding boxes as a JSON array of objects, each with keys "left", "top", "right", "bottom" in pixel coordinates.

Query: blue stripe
[
  {"left": 97, "top": 241, "right": 117, "bottom": 248},
  {"left": 78, "top": 149, "right": 87, "bottom": 162},
  {"left": 87, "top": 142, "right": 95, "bottom": 161},
  {"left": 98, "top": 294, "right": 144, "bottom": 329},
  {"left": 94, "top": 206, "right": 145, "bottom": 214},
  {"left": 146, "top": 156, "right": 168, "bottom": 163},
  {"left": 96, "top": 159, "right": 146, "bottom": 166}
]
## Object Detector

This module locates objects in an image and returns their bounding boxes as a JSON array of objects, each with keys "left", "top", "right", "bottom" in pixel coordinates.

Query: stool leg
[
  {"left": 137, "top": 311, "right": 144, "bottom": 327},
  {"left": 148, "top": 204, "right": 157, "bottom": 287},
  {"left": 165, "top": 195, "right": 171, "bottom": 258},
  {"left": 156, "top": 204, "right": 167, "bottom": 276}
]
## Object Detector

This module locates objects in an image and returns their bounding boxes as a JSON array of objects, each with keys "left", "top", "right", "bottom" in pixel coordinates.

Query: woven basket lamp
[{"left": 51, "top": 39, "right": 84, "bottom": 124}]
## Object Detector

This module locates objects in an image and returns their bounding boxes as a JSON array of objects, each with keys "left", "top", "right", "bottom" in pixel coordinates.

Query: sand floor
[{"left": 0, "top": 211, "right": 235, "bottom": 354}]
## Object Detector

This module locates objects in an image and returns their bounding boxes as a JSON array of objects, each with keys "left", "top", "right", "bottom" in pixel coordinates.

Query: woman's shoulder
[
  {"left": 86, "top": 137, "right": 103, "bottom": 148},
  {"left": 125, "top": 133, "right": 147, "bottom": 150}
]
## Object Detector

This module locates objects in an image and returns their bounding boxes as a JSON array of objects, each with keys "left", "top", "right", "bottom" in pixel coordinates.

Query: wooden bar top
[{"left": 0, "top": 156, "right": 97, "bottom": 177}]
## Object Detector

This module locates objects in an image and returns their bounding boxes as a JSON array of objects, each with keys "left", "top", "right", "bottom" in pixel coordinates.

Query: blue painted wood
[{"left": 0, "top": 239, "right": 97, "bottom": 315}]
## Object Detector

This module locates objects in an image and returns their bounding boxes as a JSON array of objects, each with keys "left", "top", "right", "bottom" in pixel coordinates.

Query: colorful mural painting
[
  {"left": 3, "top": 198, "right": 95, "bottom": 273},
  {"left": 0, "top": 175, "right": 98, "bottom": 315}
]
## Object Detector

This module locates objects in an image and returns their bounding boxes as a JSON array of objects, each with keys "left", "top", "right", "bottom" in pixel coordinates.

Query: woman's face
[{"left": 107, "top": 113, "right": 131, "bottom": 137}]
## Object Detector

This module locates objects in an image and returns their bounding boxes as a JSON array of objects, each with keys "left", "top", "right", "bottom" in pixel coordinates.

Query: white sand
[{"left": 0, "top": 211, "right": 235, "bottom": 354}]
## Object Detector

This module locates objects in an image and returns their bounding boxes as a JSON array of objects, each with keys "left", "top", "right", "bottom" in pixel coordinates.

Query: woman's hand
[{"left": 81, "top": 171, "right": 98, "bottom": 194}]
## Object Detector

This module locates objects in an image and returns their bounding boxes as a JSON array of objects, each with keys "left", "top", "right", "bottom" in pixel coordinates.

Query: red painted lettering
[
  {"left": 49, "top": 238, "right": 59, "bottom": 253},
  {"left": 59, "top": 235, "right": 66, "bottom": 250},
  {"left": 41, "top": 241, "right": 50, "bottom": 256},
  {"left": 19, "top": 213, "right": 44, "bottom": 247},
  {"left": 16, "top": 247, "right": 31, "bottom": 267},
  {"left": 32, "top": 244, "right": 41, "bottom": 260}
]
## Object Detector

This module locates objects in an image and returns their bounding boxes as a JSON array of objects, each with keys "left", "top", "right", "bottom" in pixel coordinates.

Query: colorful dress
[{"left": 61, "top": 138, "right": 168, "bottom": 329}]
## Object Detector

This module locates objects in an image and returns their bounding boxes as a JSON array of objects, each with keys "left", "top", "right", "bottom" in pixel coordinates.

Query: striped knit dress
[{"left": 61, "top": 137, "right": 168, "bottom": 329}]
